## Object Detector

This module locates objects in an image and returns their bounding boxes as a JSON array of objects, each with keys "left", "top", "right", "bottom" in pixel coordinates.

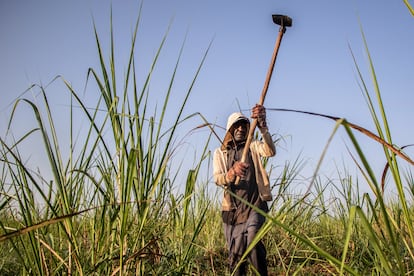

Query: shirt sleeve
[
  {"left": 253, "top": 130, "right": 276, "bottom": 157},
  {"left": 213, "top": 148, "right": 230, "bottom": 186}
]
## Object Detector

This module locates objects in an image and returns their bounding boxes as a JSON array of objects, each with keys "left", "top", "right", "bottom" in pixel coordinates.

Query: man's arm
[
  {"left": 251, "top": 105, "right": 276, "bottom": 157},
  {"left": 213, "top": 148, "right": 230, "bottom": 186},
  {"left": 213, "top": 148, "right": 250, "bottom": 185}
]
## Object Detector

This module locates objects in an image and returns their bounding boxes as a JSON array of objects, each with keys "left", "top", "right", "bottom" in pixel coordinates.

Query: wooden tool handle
[{"left": 234, "top": 27, "right": 285, "bottom": 185}]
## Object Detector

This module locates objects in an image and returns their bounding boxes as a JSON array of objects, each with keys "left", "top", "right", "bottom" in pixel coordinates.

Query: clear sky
[{"left": 1, "top": 1, "right": 414, "bottom": 196}]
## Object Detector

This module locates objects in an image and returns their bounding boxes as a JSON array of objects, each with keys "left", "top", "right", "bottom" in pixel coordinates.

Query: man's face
[{"left": 232, "top": 121, "right": 248, "bottom": 143}]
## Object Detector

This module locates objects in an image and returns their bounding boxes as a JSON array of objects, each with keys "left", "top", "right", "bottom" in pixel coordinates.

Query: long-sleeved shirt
[{"left": 213, "top": 129, "right": 276, "bottom": 212}]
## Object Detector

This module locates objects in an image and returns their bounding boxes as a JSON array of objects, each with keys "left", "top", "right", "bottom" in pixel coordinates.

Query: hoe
[{"left": 236, "top": 14, "right": 292, "bottom": 184}]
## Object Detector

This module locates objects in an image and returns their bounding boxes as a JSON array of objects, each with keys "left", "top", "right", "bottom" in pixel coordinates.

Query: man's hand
[
  {"left": 251, "top": 104, "right": 267, "bottom": 130},
  {"left": 226, "top": 161, "right": 249, "bottom": 182}
]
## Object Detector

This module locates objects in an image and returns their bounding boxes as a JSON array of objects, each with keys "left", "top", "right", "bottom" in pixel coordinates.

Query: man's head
[
  {"left": 221, "top": 112, "right": 250, "bottom": 149},
  {"left": 231, "top": 119, "right": 248, "bottom": 142}
]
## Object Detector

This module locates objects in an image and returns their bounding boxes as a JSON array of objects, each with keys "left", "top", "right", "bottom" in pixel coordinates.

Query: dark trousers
[{"left": 223, "top": 211, "right": 268, "bottom": 276}]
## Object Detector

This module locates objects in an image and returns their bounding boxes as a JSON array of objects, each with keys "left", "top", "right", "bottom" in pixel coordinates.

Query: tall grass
[
  {"left": 0, "top": 7, "right": 213, "bottom": 275},
  {"left": 216, "top": 13, "right": 414, "bottom": 276},
  {"left": 1, "top": 4, "right": 414, "bottom": 276}
]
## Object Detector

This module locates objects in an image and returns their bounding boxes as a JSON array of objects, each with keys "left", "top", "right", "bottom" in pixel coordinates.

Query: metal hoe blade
[{"left": 272, "top": 14, "right": 292, "bottom": 27}]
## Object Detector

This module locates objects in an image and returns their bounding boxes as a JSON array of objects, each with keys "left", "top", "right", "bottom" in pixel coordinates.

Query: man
[{"left": 213, "top": 104, "right": 276, "bottom": 275}]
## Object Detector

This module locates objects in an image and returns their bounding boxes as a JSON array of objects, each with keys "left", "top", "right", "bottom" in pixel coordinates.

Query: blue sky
[{"left": 1, "top": 1, "right": 414, "bottom": 196}]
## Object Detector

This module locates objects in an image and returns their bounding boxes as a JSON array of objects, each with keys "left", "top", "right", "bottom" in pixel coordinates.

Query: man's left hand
[{"left": 251, "top": 104, "right": 267, "bottom": 129}]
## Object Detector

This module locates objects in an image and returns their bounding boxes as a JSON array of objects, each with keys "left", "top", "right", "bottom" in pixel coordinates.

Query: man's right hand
[{"left": 226, "top": 161, "right": 249, "bottom": 182}]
